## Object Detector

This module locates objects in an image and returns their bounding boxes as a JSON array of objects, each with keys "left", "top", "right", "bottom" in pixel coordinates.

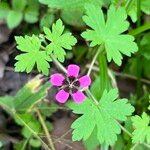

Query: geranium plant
[{"left": 0, "top": 0, "right": 150, "bottom": 150}]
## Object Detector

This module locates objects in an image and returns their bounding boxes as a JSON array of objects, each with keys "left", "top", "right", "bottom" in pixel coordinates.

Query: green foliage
[
  {"left": 39, "top": 0, "right": 102, "bottom": 27},
  {"left": 43, "top": 19, "right": 77, "bottom": 62},
  {"left": 0, "top": 0, "right": 39, "bottom": 29},
  {"left": 90, "top": 78, "right": 101, "bottom": 100},
  {"left": 0, "top": 77, "right": 50, "bottom": 113},
  {"left": 24, "top": 0, "right": 39, "bottom": 23},
  {"left": 111, "top": 0, "right": 150, "bottom": 22},
  {"left": 132, "top": 112, "right": 150, "bottom": 144},
  {"left": 127, "top": 0, "right": 150, "bottom": 22},
  {"left": 68, "top": 88, "right": 134, "bottom": 145},
  {"left": 29, "top": 138, "right": 42, "bottom": 148},
  {"left": 84, "top": 128, "right": 99, "bottom": 150},
  {"left": 82, "top": 4, "right": 138, "bottom": 65},
  {"left": 15, "top": 113, "right": 42, "bottom": 148},
  {"left": 7, "top": 10, "right": 23, "bottom": 29},
  {"left": 0, "top": 2, "right": 10, "bottom": 19},
  {"left": 126, "top": 32, "right": 150, "bottom": 79},
  {"left": 40, "top": 13, "right": 54, "bottom": 29},
  {"left": 15, "top": 35, "right": 51, "bottom": 75},
  {"left": 39, "top": 102, "right": 59, "bottom": 117}
]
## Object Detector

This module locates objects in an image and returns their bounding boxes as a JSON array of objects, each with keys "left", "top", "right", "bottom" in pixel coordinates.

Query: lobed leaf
[
  {"left": 43, "top": 19, "right": 77, "bottom": 62},
  {"left": 68, "top": 88, "right": 134, "bottom": 145},
  {"left": 15, "top": 35, "right": 51, "bottom": 75},
  {"left": 132, "top": 112, "right": 150, "bottom": 144},
  {"left": 82, "top": 4, "right": 138, "bottom": 65}
]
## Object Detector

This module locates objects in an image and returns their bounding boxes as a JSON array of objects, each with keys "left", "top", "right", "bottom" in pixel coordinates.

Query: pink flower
[{"left": 50, "top": 64, "right": 91, "bottom": 104}]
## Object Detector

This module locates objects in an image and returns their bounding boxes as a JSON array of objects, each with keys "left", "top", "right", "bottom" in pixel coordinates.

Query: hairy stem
[
  {"left": 118, "top": 123, "right": 132, "bottom": 137},
  {"left": 50, "top": 54, "right": 67, "bottom": 74},
  {"left": 15, "top": 114, "right": 51, "bottom": 150},
  {"left": 85, "top": 89, "right": 99, "bottom": 105},
  {"left": 37, "top": 109, "right": 55, "bottom": 150},
  {"left": 87, "top": 45, "right": 104, "bottom": 76},
  {"left": 136, "top": 0, "right": 142, "bottom": 97}
]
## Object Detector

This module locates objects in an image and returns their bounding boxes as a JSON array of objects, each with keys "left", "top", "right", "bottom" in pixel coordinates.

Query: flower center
[{"left": 62, "top": 76, "right": 80, "bottom": 93}]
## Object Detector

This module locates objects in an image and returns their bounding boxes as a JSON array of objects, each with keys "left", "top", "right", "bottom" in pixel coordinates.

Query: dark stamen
[
  {"left": 62, "top": 79, "right": 69, "bottom": 85},
  {"left": 68, "top": 76, "right": 76, "bottom": 82},
  {"left": 72, "top": 87, "right": 78, "bottom": 93},
  {"left": 73, "top": 80, "right": 80, "bottom": 87},
  {"left": 64, "top": 86, "right": 70, "bottom": 93}
]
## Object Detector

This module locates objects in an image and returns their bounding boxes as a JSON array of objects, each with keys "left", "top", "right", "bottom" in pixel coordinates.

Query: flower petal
[
  {"left": 72, "top": 91, "right": 86, "bottom": 103},
  {"left": 50, "top": 73, "right": 65, "bottom": 86},
  {"left": 79, "top": 75, "right": 91, "bottom": 88},
  {"left": 56, "top": 89, "right": 69, "bottom": 103},
  {"left": 67, "top": 64, "right": 80, "bottom": 77}
]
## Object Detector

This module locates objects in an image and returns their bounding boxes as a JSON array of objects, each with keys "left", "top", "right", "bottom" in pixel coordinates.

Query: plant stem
[
  {"left": 85, "top": 89, "right": 99, "bottom": 105},
  {"left": 87, "top": 45, "right": 104, "bottom": 76},
  {"left": 97, "top": 45, "right": 110, "bottom": 150},
  {"left": 15, "top": 114, "right": 51, "bottom": 150},
  {"left": 118, "top": 123, "right": 132, "bottom": 137},
  {"left": 37, "top": 109, "right": 55, "bottom": 150},
  {"left": 129, "top": 22, "right": 150, "bottom": 36},
  {"left": 131, "top": 143, "right": 138, "bottom": 150},
  {"left": 136, "top": 0, "right": 142, "bottom": 98},
  {"left": 98, "top": 50, "right": 110, "bottom": 97},
  {"left": 119, "top": 123, "right": 150, "bottom": 149},
  {"left": 50, "top": 54, "right": 67, "bottom": 74},
  {"left": 143, "top": 143, "right": 150, "bottom": 149},
  {"left": 101, "top": 143, "right": 109, "bottom": 150}
]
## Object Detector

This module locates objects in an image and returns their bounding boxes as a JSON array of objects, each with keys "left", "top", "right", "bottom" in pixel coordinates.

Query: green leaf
[
  {"left": 84, "top": 128, "right": 99, "bottom": 150},
  {"left": 14, "top": 140, "right": 28, "bottom": 150},
  {"left": 24, "top": 0, "right": 39, "bottom": 23},
  {"left": 39, "top": 0, "right": 102, "bottom": 27},
  {"left": 0, "top": 77, "right": 50, "bottom": 113},
  {"left": 132, "top": 112, "right": 150, "bottom": 144},
  {"left": 39, "top": 102, "right": 59, "bottom": 117},
  {"left": 81, "top": 4, "right": 138, "bottom": 66},
  {"left": 24, "top": 7, "right": 39, "bottom": 23},
  {"left": 6, "top": 10, "right": 23, "bottom": 29},
  {"left": 61, "top": 9, "right": 85, "bottom": 27},
  {"left": 29, "top": 138, "right": 41, "bottom": 148},
  {"left": 127, "top": 0, "right": 150, "bottom": 22},
  {"left": 141, "top": 0, "right": 150, "bottom": 15},
  {"left": 40, "top": 13, "right": 54, "bottom": 29},
  {"left": 90, "top": 78, "right": 101, "bottom": 100},
  {"left": 15, "top": 35, "right": 51, "bottom": 75},
  {"left": 68, "top": 88, "right": 134, "bottom": 145},
  {"left": 12, "top": 0, "right": 26, "bottom": 11},
  {"left": 43, "top": 19, "right": 77, "bottom": 62},
  {"left": 0, "top": 2, "right": 10, "bottom": 19},
  {"left": 39, "top": 0, "right": 101, "bottom": 9},
  {"left": 22, "top": 122, "right": 41, "bottom": 138},
  {"left": 14, "top": 80, "right": 51, "bottom": 112},
  {"left": 15, "top": 113, "right": 42, "bottom": 138}
]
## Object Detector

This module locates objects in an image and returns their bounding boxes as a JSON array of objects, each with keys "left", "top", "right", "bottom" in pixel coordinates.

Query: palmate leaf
[
  {"left": 82, "top": 4, "right": 138, "bottom": 66},
  {"left": 43, "top": 19, "right": 77, "bottom": 62},
  {"left": 15, "top": 35, "right": 51, "bottom": 75},
  {"left": 132, "top": 112, "right": 150, "bottom": 144},
  {"left": 68, "top": 89, "right": 134, "bottom": 145}
]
